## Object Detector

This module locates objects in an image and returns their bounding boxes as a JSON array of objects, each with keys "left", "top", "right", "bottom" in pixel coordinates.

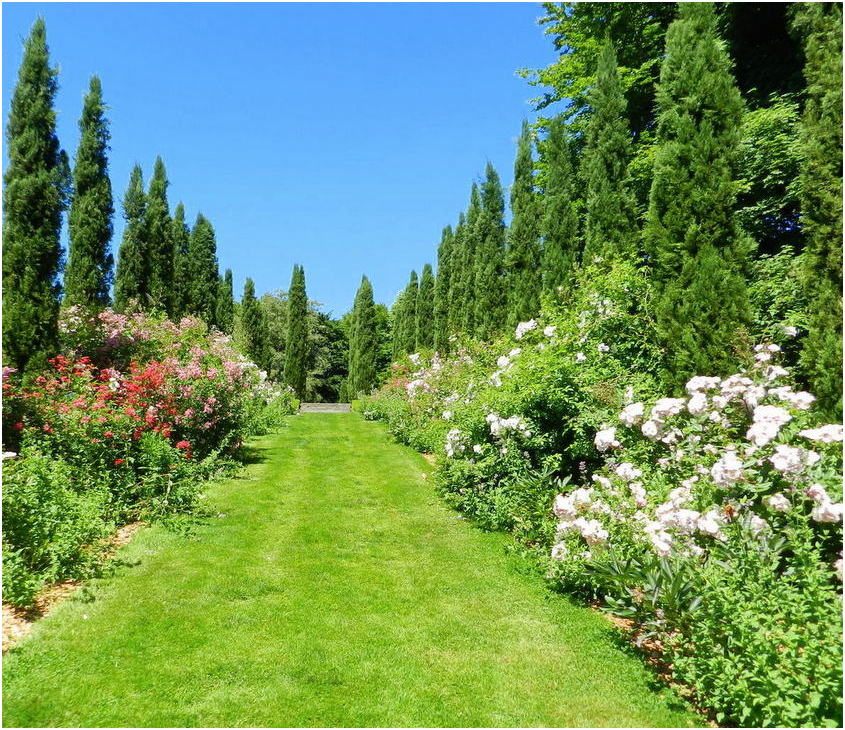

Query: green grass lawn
[{"left": 3, "top": 414, "right": 699, "bottom": 727}]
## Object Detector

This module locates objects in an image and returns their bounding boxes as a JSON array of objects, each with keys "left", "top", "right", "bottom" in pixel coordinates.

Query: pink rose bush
[{"left": 3, "top": 308, "right": 297, "bottom": 606}]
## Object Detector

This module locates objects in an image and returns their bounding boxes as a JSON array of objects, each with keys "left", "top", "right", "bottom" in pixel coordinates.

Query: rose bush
[
  {"left": 2, "top": 307, "right": 298, "bottom": 606},
  {"left": 358, "top": 263, "right": 843, "bottom": 727}
]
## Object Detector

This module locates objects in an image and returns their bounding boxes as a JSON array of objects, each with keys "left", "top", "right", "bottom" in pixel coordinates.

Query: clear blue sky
[{"left": 2, "top": 2, "right": 558, "bottom": 316}]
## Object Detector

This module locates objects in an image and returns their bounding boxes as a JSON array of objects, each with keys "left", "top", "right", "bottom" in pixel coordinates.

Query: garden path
[{"left": 3, "top": 414, "right": 697, "bottom": 727}]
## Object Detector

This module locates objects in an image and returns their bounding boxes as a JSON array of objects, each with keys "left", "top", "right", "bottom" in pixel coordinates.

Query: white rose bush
[{"left": 358, "top": 262, "right": 843, "bottom": 726}]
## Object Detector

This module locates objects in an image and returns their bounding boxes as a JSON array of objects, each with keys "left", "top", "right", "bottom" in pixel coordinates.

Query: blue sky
[{"left": 2, "top": 2, "right": 558, "bottom": 316}]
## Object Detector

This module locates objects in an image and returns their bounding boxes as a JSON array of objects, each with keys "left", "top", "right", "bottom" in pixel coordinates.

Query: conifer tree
[
  {"left": 170, "top": 203, "right": 190, "bottom": 318},
  {"left": 216, "top": 269, "right": 235, "bottom": 335},
  {"left": 64, "top": 75, "right": 113, "bottom": 308},
  {"left": 144, "top": 156, "right": 173, "bottom": 313},
  {"left": 415, "top": 263, "right": 435, "bottom": 349},
  {"left": 186, "top": 213, "right": 219, "bottom": 325},
  {"left": 348, "top": 275, "right": 378, "bottom": 396},
  {"left": 284, "top": 264, "right": 309, "bottom": 398},
  {"left": 644, "top": 2, "right": 751, "bottom": 385},
  {"left": 473, "top": 163, "right": 507, "bottom": 340},
  {"left": 114, "top": 165, "right": 147, "bottom": 311},
  {"left": 239, "top": 277, "right": 269, "bottom": 370},
  {"left": 460, "top": 186, "right": 482, "bottom": 334},
  {"left": 391, "top": 288, "right": 409, "bottom": 360},
  {"left": 507, "top": 121, "right": 542, "bottom": 326},
  {"left": 793, "top": 2, "right": 843, "bottom": 417},
  {"left": 2, "top": 18, "right": 69, "bottom": 372},
  {"left": 541, "top": 115, "right": 580, "bottom": 293},
  {"left": 447, "top": 213, "right": 466, "bottom": 335},
  {"left": 397, "top": 270, "right": 419, "bottom": 355},
  {"left": 582, "top": 41, "right": 637, "bottom": 265},
  {"left": 433, "top": 225, "right": 454, "bottom": 352}
]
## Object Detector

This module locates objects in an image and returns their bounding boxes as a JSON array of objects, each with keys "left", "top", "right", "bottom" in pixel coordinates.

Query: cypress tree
[
  {"left": 460, "top": 185, "right": 482, "bottom": 334},
  {"left": 447, "top": 213, "right": 466, "bottom": 335},
  {"left": 433, "top": 225, "right": 454, "bottom": 352},
  {"left": 507, "top": 121, "right": 542, "bottom": 326},
  {"left": 541, "top": 115, "right": 579, "bottom": 293},
  {"left": 348, "top": 275, "right": 378, "bottom": 396},
  {"left": 415, "top": 263, "right": 435, "bottom": 350},
  {"left": 186, "top": 213, "right": 219, "bottom": 325},
  {"left": 170, "top": 203, "right": 190, "bottom": 318},
  {"left": 473, "top": 162, "right": 507, "bottom": 340},
  {"left": 240, "top": 277, "right": 269, "bottom": 370},
  {"left": 216, "top": 268, "right": 235, "bottom": 335},
  {"left": 64, "top": 75, "right": 113, "bottom": 308},
  {"left": 391, "top": 288, "right": 408, "bottom": 360},
  {"left": 2, "top": 18, "right": 69, "bottom": 373},
  {"left": 582, "top": 41, "right": 637, "bottom": 266},
  {"left": 644, "top": 3, "right": 751, "bottom": 385},
  {"left": 793, "top": 2, "right": 843, "bottom": 417},
  {"left": 114, "top": 165, "right": 147, "bottom": 310},
  {"left": 144, "top": 156, "right": 173, "bottom": 313},
  {"left": 284, "top": 265, "right": 309, "bottom": 398},
  {"left": 399, "top": 270, "right": 419, "bottom": 355}
]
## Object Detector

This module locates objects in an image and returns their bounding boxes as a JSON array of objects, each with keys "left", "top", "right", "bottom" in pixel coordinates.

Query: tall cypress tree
[
  {"left": 186, "top": 213, "right": 219, "bottom": 325},
  {"left": 473, "top": 162, "right": 507, "bottom": 340},
  {"left": 541, "top": 115, "right": 580, "bottom": 293},
  {"left": 644, "top": 2, "right": 751, "bottom": 385},
  {"left": 400, "top": 270, "right": 419, "bottom": 355},
  {"left": 216, "top": 268, "right": 235, "bottom": 335},
  {"left": 447, "top": 213, "right": 466, "bottom": 335},
  {"left": 239, "top": 277, "right": 269, "bottom": 370},
  {"left": 507, "top": 121, "right": 542, "bottom": 326},
  {"left": 283, "top": 264, "right": 309, "bottom": 398},
  {"left": 2, "top": 18, "right": 69, "bottom": 373},
  {"left": 348, "top": 275, "right": 378, "bottom": 396},
  {"left": 433, "top": 225, "right": 454, "bottom": 352},
  {"left": 144, "top": 156, "right": 173, "bottom": 314},
  {"left": 460, "top": 185, "right": 482, "bottom": 334},
  {"left": 793, "top": 2, "right": 843, "bottom": 418},
  {"left": 582, "top": 41, "right": 637, "bottom": 265},
  {"left": 114, "top": 165, "right": 146, "bottom": 311},
  {"left": 391, "top": 288, "right": 408, "bottom": 360},
  {"left": 64, "top": 75, "right": 113, "bottom": 308},
  {"left": 170, "top": 203, "right": 190, "bottom": 318},
  {"left": 415, "top": 263, "right": 435, "bottom": 349}
]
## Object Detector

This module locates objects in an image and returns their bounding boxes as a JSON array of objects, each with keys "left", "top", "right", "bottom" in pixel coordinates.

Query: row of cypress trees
[
  {"left": 2, "top": 18, "right": 240, "bottom": 375},
  {"left": 393, "top": 3, "right": 841, "bottom": 416}
]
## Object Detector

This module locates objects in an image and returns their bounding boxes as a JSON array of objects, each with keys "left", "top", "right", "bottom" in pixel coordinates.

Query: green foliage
[
  {"left": 113, "top": 165, "right": 147, "bottom": 312},
  {"left": 216, "top": 268, "right": 235, "bottom": 335},
  {"left": 170, "top": 203, "right": 191, "bottom": 318},
  {"left": 348, "top": 275, "right": 379, "bottom": 397},
  {"left": 2, "top": 453, "right": 111, "bottom": 606},
  {"left": 522, "top": 2, "right": 676, "bottom": 139},
  {"left": 185, "top": 213, "right": 219, "bottom": 326},
  {"left": 415, "top": 263, "right": 435, "bottom": 350},
  {"left": 644, "top": 2, "right": 751, "bottom": 386},
  {"left": 473, "top": 163, "right": 506, "bottom": 340},
  {"left": 540, "top": 115, "right": 579, "bottom": 293},
  {"left": 283, "top": 264, "right": 309, "bottom": 398},
  {"left": 2, "top": 18, "right": 69, "bottom": 374},
  {"left": 581, "top": 42, "right": 637, "bottom": 265},
  {"left": 392, "top": 270, "right": 418, "bottom": 357},
  {"left": 793, "top": 2, "right": 843, "bottom": 419},
  {"left": 433, "top": 225, "right": 453, "bottom": 353},
  {"left": 64, "top": 75, "right": 113, "bottom": 309},
  {"left": 455, "top": 186, "right": 481, "bottom": 334},
  {"left": 447, "top": 211, "right": 469, "bottom": 334},
  {"left": 737, "top": 95, "right": 803, "bottom": 254},
  {"left": 507, "top": 121, "right": 542, "bottom": 325},
  {"left": 238, "top": 278, "right": 269, "bottom": 370},
  {"left": 144, "top": 156, "right": 173, "bottom": 314}
]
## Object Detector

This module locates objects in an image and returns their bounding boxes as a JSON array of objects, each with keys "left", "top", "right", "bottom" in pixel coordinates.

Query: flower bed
[
  {"left": 358, "top": 264, "right": 843, "bottom": 727},
  {"left": 2, "top": 308, "right": 298, "bottom": 607}
]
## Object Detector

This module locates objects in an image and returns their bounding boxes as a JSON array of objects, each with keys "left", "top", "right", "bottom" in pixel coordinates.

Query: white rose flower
[
  {"left": 620, "top": 402, "right": 645, "bottom": 427},
  {"left": 798, "top": 424, "right": 844, "bottom": 444},
  {"left": 594, "top": 427, "right": 620, "bottom": 452},
  {"left": 763, "top": 493, "right": 791, "bottom": 512}
]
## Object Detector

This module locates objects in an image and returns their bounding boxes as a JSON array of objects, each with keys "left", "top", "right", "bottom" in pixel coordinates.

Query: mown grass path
[{"left": 3, "top": 414, "right": 697, "bottom": 727}]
